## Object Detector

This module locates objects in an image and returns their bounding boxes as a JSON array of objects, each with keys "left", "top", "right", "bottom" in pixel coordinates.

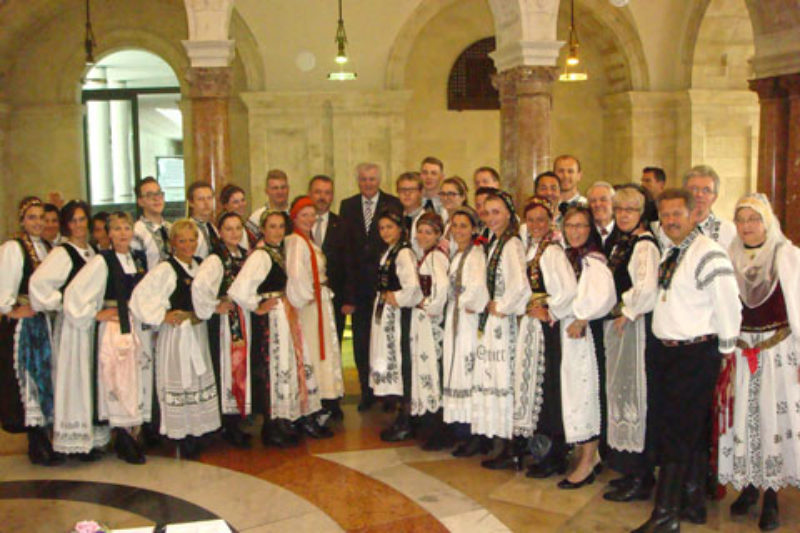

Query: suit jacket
[
  {"left": 321, "top": 211, "right": 348, "bottom": 305},
  {"left": 339, "top": 191, "right": 403, "bottom": 303},
  {"left": 602, "top": 224, "right": 622, "bottom": 257}
]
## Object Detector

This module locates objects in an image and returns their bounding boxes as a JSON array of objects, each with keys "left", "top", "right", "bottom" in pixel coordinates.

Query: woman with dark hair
[
  {"left": 130, "top": 219, "right": 221, "bottom": 458},
  {"left": 220, "top": 184, "right": 259, "bottom": 250},
  {"left": 192, "top": 212, "right": 252, "bottom": 448},
  {"left": 476, "top": 191, "right": 532, "bottom": 470},
  {"left": 369, "top": 209, "right": 422, "bottom": 442},
  {"left": 439, "top": 177, "right": 468, "bottom": 255},
  {"left": 286, "top": 196, "right": 341, "bottom": 437},
  {"left": 0, "top": 197, "right": 59, "bottom": 465},
  {"left": 63, "top": 212, "right": 151, "bottom": 463},
  {"left": 30, "top": 200, "right": 105, "bottom": 459},
  {"left": 229, "top": 210, "right": 320, "bottom": 447},
  {"left": 444, "top": 206, "right": 491, "bottom": 457},
  {"left": 513, "top": 197, "right": 576, "bottom": 479},
  {"left": 601, "top": 186, "right": 661, "bottom": 503},
  {"left": 556, "top": 205, "right": 615, "bottom": 488},
  {"left": 718, "top": 194, "right": 800, "bottom": 531}
]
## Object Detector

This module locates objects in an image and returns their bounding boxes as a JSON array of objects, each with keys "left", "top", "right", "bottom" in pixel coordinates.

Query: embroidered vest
[
  {"left": 741, "top": 282, "right": 789, "bottom": 333},
  {"left": 59, "top": 243, "right": 89, "bottom": 293},
  {"left": 101, "top": 250, "right": 147, "bottom": 302},
  {"left": 167, "top": 257, "right": 197, "bottom": 312},
  {"left": 213, "top": 248, "right": 246, "bottom": 298}
]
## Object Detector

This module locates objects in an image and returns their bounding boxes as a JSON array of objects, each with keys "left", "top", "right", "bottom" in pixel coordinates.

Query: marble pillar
[
  {"left": 186, "top": 66, "right": 232, "bottom": 194},
  {"left": 780, "top": 74, "right": 800, "bottom": 242},
  {"left": 749, "top": 76, "right": 789, "bottom": 225},
  {"left": 494, "top": 66, "right": 558, "bottom": 208}
]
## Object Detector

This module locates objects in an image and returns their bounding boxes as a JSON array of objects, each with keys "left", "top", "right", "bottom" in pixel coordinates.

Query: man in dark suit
[
  {"left": 339, "top": 162, "right": 403, "bottom": 411},
  {"left": 309, "top": 174, "right": 349, "bottom": 420}
]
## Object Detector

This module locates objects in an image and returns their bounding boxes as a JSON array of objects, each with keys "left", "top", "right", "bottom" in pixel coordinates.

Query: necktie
[
  {"left": 364, "top": 199, "right": 374, "bottom": 233},
  {"left": 313, "top": 215, "right": 324, "bottom": 245},
  {"left": 658, "top": 247, "right": 681, "bottom": 291},
  {"left": 424, "top": 198, "right": 435, "bottom": 212},
  {"left": 158, "top": 226, "right": 170, "bottom": 257},
  {"left": 600, "top": 226, "right": 609, "bottom": 237},
  {"left": 404, "top": 215, "right": 413, "bottom": 232}
]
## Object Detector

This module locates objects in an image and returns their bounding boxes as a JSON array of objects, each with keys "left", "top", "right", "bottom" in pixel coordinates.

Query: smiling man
[
  {"left": 682, "top": 165, "right": 736, "bottom": 249},
  {"left": 248, "top": 169, "right": 291, "bottom": 238},
  {"left": 133, "top": 176, "right": 172, "bottom": 270},
  {"left": 554, "top": 154, "right": 587, "bottom": 211}
]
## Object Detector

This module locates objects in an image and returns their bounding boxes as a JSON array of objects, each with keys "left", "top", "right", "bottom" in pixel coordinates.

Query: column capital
[
  {"left": 182, "top": 39, "right": 235, "bottom": 68},
  {"left": 493, "top": 66, "right": 558, "bottom": 98},
  {"left": 748, "top": 76, "right": 785, "bottom": 101},
  {"left": 186, "top": 66, "right": 232, "bottom": 99},
  {"left": 490, "top": 40, "right": 563, "bottom": 72},
  {"left": 184, "top": 0, "right": 234, "bottom": 41}
]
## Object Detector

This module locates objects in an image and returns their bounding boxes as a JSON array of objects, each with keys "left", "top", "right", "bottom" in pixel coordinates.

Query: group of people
[{"left": 1, "top": 155, "right": 798, "bottom": 532}]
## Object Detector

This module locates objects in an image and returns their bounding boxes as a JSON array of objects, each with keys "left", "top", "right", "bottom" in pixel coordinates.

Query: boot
[
  {"left": 321, "top": 399, "right": 344, "bottom": 422},
  {"left": 27, "top": 427, "right": 64, "bottom": 466},
  {"left": 262, "top": 418, "right": 300, "bottom": 448},
  {"left": 222, "top": 415, "right": 251, "bottom": 448},
  {"left": 380, "top": 406, "right": 414, "bottom": 442},
  {"left": 114, "top": 428, "right": 146, "bottom": 464},
  {"left": 758, "top": 489, "right": 779, "bottom": 531},
  {"left": 452, "top": 435, "right": 491, "bottom": 458},
  {"left": 730, "top": 484, "right": 759, "bottom": 515},
  {"left": 481, "top": 437, "right": 524, "bottom": 471},
  {"left": 631, "top": 463, "right": 683, "bottom": 533},
  {"left": 178, "top": 435, "right": 200, "bottom": 459},
  {"left": 680, "top": 451, "right": 707, "bottom": 524},
  {"left": 298, "top": 414, "right": 334, "bottom": 439},
  {"left": 604, "top": 473, "right": 654, "bottom": 502}
]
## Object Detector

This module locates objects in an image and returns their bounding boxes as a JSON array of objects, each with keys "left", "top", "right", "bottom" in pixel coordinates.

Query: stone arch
[{"left": 230, "top": 9, "right": 265, "bottom": 92}]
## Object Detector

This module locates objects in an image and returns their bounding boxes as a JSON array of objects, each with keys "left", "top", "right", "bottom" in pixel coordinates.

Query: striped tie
[{"left": 364, "top": 198, "right": 374, "bottom": 233}]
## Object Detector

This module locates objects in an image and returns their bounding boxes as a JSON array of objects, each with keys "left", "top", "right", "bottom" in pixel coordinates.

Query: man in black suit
[
  {"left": 339, "top": 162, "right": 403, "bottom": 411},
  {"left": 308, "top": 174, "right": 349, "bottom": 420},
  {"left": 588, "top": 181, "right": 620, "bottom": 256}
]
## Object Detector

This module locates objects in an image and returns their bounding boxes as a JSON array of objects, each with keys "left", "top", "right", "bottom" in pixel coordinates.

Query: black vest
[
  {"left": 59, "top": 243, "right": 89, "bottom": 293},
  {"left": 256, "top": 258, "right": 287, "bottom": 293},
  {"left": 609, "top": 234, "right": 658, "bottom": 303},
  {"left": 101, "top": 250, "right": 147, "bottom": 302},
  {"left": 212, "top": 248, "right": 246, "bottom": 298},
  {"left": 167, "top": 257, "right": 197, "bottom": 312}
]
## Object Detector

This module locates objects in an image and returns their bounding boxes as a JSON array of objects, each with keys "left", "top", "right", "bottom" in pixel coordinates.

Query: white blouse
[
  {"left": 528, "top": 243, "right": 577, "bottom": 322},
  {"left": 285, "top": 234, "right": 329, "bottom": 309},
  {"left": 0, "top": 237, "right": 49, "bottom": 313},
  {"left": 379, "top": 246, "right": 422, "bottom": 308},
  {"left": 571, "top": 253, "right": 616, "bottom": 321},
  {"left": 449, "top": 246, "right": 489, "bottom": 313},
  {"left": 619, "top": 237, "right": 660, "bottom": 321},
  {"left": 63, "top": 252, "right": 137, "bottom": 330},
  {"left": 130, "top": 259, "right": 198, "bottom": 326},
  {"left": 29, "top": 242, "right": 95, "bottom": 312},
  {"left": 228, "top": 249, "right": 275, "bottom": 313},
  {"left": 417, "top": 250, "right": 449, "bottom": 317},
  {"left": 487, "top": 237, "right": 530, "bottom": 316},
  {"left": 192, "top": 254, "right": 230, "bottom": 321}
]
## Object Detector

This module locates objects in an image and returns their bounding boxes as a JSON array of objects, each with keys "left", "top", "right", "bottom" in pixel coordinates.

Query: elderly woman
[
  {"left": 0, "top": 197, "right": 59, "bottom": 465},
  {"left": 285, "top": 196, "right": 342, "bottom": 436},
  {"left": 514, "top": 197, "right": 577, "bottom": 479},
  {"left": 130, "top": 219, "right": 221, "bottom": 458},
  {"left": 476, "top": 191, "right": 532, "bottom": 470},
  {"left": 63, "top": 212, "right": 151, "bottom": 463},
  {"left": 192, "top": 212, "right": 252, "bottom": 448},
  {"left": 718, "top": 194, "right": 800, "bottom": 532},
  {"left": 600, "top": 186, "right": 660, "bottom": 503},
  {"left": 557, "top": 205, "right": 615, "bottom": 488}
]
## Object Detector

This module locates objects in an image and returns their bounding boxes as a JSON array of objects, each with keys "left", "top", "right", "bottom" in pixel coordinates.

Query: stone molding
[
  {"left": 182, "top": 39, "right": 235, "bottom": 69},
  {"left": 186, "top": 66, "right": 233, "bottom": 99},
  {"left": 489, "top": 40, "right": 563, "bottom": 72}
]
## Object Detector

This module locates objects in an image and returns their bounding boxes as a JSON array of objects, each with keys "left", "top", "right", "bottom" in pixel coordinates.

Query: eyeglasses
[
  {"left": 438, "top": 191, "right": 462, "bottom": 198},
  {"left": 142, "top": 191, "right": 165, "bottom": 199}
]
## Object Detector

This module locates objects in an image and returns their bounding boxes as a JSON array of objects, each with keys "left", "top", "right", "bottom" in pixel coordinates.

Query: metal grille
[{"left": 447, "top": 37, "right": 499, "bottom": 111}]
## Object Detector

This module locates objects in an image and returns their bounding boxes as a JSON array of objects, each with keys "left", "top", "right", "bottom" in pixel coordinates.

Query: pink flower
[{"left": 73, "top": 520, "right": 105, "bottom": 533}]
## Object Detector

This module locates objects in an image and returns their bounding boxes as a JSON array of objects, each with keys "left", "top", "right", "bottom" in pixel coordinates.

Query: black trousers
[
  {"left": 400, "top": 308, "right": 412, "bottom": 401},
  {"left": 352, "top": 295, "right": 376, "bottom": 400},
  {"left": 653, "top": 339, "right": 720, "bottom": 465},
  {"left": 590, "top": 319, "right": 608, "bottom": 454}
]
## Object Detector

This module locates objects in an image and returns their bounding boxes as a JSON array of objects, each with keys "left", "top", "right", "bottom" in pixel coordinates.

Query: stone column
[
  {"left": 780, "top": 73, "right": 800, "bottom": 242},
  {"left": 748, "top": 76, "right": 789, "bottom": 225},
  {"left": 185, "top": 66, "right": 233, "bottom": 192},
  {"left": 494, "top": 66, "right": 558, "bottom": 208}
]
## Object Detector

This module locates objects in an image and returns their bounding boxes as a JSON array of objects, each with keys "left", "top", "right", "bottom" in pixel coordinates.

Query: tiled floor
[{"left": 1, "top": 383, "right": 798, "bottom": 532}]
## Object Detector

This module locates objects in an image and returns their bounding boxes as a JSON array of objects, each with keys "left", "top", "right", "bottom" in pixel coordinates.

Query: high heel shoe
[{"left": 557, "top": 470, "right": 596, "bottom": 490}]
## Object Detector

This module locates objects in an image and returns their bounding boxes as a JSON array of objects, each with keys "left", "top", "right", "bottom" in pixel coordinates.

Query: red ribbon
[
  {"left": 294, "top": 230, "right": 326, "bottom": 361},
  {"left": 230, "top": 307, "right": 248, "bottom": 417},
  {"left": 742, "top": 347, "right": 760, "bottom": 375}
]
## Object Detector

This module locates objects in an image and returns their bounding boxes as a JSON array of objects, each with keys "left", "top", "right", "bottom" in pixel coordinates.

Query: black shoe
[
  {"left": 730, "top": 484, "right": 759, "bottom": 516},
  {"left": 452, "top": 435, "right": 491, "bottom": 458},
  {"left": 758, "top": 489, "right": 779, "bottom": 531},
  {"left": 262, "top": 419, "right": 300, "bottom": 448},
  {"left": 222, "top": 419, "right": 252, "bottom": 449},
  {"left": 299, "top": 416, "right": 334, "bottom": 439},
  {"left": 27, "top": 428, "right": 64, "bottom": 467},
  {"left": 141, "top": 422, "right": 161, "bottom": 448},
  {"left": 609, "top": 474, "right": 634, "bottom": 489},
  {"left": 357, "top": 395, "right": 375, "bottom": 412},
  {"left": 603, "top": 475, "right": 654, "bottom": 502},
  {"left": 680, "top": 451, "right": 708, "bottom": 524},
  {"left": 115, "top": 430, "right": 146, "bottom": 464},
  {"left": 380, "top": 411, "right": 414, "bottom": 442},
  {"left": 178, "top": 436, "right": 199, "bottom": 459},
  {"left": 382, "top": 398, "right": 397, "bottom": 413},
  {"left": 526, "top": 456, "right": 567, "bottom": 478},
  {"left": 322, "top": 399, "right": 344, "bottom": 421},
  {"left": 558, "top": 471, "right": 596, "bottom": 490},
  {"left": 422, "top": 427, "right": 455, "bottom": 451},
  {"left": 481, "top": 442, "right": 523, "bottom": 472},
  {"left": 632, "top": 463, "right": 684, "bottom": 533},
  {"left": 78, "top": 448, "right": 104, "bottom": 462}
]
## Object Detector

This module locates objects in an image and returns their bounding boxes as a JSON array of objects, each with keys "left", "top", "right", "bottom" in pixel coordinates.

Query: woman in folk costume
[
  {"left": 192, "top": 212, "right": 252, "bottom": 448},
  {"left": 718, "top": 193, "right": 800, "bottom": 531},
  {"left": 285, "top": 196, "right": 341, "bottom": 437},
  {"left": 61, "top": 212, "right": 151, "bottom": 463},
  {"left": 220, "top": 184, "right": 259, "bottom": 251},
  {"left": 228, "top": 210, "right": 321, "bottom": 448},
  {"left": 369, "top": 209, "right": 422, "bottom": 442},
  {"left": 476, "top": 191, "right": 532, "bottom": 470},
  {"left": 130, "top": 219, "right": 220, "bottom": 458},
  {"left": 556, "top": 205, "right": 615, "bottom": 489},
  {"left": 410, "top": 212, "right": 449, "bottom": 450},
  {"left": 30, "top": 200, "right": 106, "bottom": 460},
  {"left": 601, "top": 186, "right": 661, "bottom": 503},
  {"left": 0, "top": 197, "right": 59, "bottom": 465},
  {"left": 512, "top": 197, "right": 577, "bottom": 479},
  {"left": 444, "top": 207, "right": 491, "bottom": 458}
]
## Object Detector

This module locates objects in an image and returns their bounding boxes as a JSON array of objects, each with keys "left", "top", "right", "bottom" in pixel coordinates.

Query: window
[{"left": 447, "top": 37, "right": 499, "bottom": 111}]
